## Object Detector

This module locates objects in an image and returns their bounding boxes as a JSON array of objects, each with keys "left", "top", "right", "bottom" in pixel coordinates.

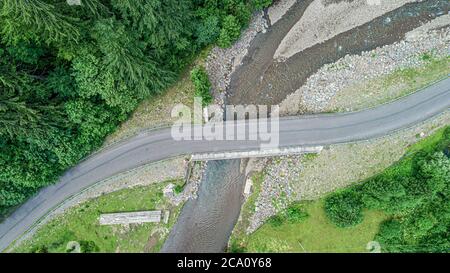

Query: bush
[
  {"left": 322, "top": 127, "right": 450, "bottom": 251},
  {"left": 174, "top": 183, "right": 185, "bottom": 194},
  {"left": 218, "top": 15, "right": 241, "bottom": 48},
  {"left": 285, "top": 203, "right": 309, "bottom": 223},
  {"left": 228, "top": 240, "right": 247, "bottom": 253},
  {"left": 80, "top": 240, "right": 100, "bottom": 253},
  {"left": 191, "top": 66, "right": 213, "bottom": 106},
  {"left": 267, "top": 203, "right": 308, "bottom": 227},
  {"left": 268, "top": 214, "right": 284, "bottom": 227},
  {"left": 31, "top": 245, "right": 49, "bottom": 253},
  {"left": 251, "top": 0, "right": 273, "bottom": 10},
  {"left": 324, "top": 190, "right": 363, "bottom": 228},
  {"left": 360, "top": 176, "right": 416, "bottom": 213}
]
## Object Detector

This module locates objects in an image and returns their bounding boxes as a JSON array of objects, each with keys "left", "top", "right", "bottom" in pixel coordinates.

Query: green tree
[
  {"left": 196, "top": 16, "right": 220, "bottom": 46},
  {"left": 0, "top": 0, "right": 80, "bottom": 46}
]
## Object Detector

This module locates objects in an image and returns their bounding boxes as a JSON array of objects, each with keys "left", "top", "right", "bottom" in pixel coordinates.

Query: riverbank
[
  {"left": 227, "top": 0, "right": 448, "bottom": 107},
  {"left": 280, "top": 16, "right": 450, "bottom": 115},
  {"left": 229, "top": 3, "right": 449, "bottom": 236},
  {"left": 13, "top": 180, "right": 185, "bottom": 253},
  {"left": 231, "top": 119, "right": 450, "bottom": 252},
  {"left": 274, "top": 0, "right": 417, "bottom": 60},
  {"left": 232, "top": 110, "right": 449, "bottom": 237}
]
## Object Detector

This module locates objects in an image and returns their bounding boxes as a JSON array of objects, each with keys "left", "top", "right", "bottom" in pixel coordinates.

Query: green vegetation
[
  {"left": 14, "top": 180, "right": 184, "bottom": 253},
  {"left": 324, "top": 190, "right": 363, "bottom": 228},
  {"left": 231, "top": 200, "right": 387, "bottom": 253},
  {"left": 267, "top": 203, "right": 309, "bottom": 228},
  {"left": 328, "top": 55, "right": 450, "bottom": 112},
  {"left": 231, "top": 127, "right": 449, "bottom": 253},
  {"left": 191, "top": 66, "right": 213, "bottom": 106},
  {"left": 421, "top": 53, "right": 432, "bottom": 61},
  {"left": 229, "top": 171, "right": 265, "bottom": 252},
  {"left": 173, "top": 183, "right": 186, "bottom": 195},
  {"left": 0, "top": 0, "right": 273, "bottom": 218},
  {"left": 218, "top": 15, "right": 242, "bottom": 48},
  {"left": 251, "top": 0, "right": 273, "bottom": 10},
  {"left": 323, "top": 126, "right": 450, "bottom": 252}
]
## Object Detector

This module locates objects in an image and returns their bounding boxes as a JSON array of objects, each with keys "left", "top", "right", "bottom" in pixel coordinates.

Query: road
[{"left": 0, "top": 78, "right": 449, "bottom": 252}]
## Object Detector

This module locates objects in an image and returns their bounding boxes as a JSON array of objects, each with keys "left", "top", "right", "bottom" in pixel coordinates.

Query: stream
[{"left": 161, "top": 0, "right": 449, "bottom": 252}]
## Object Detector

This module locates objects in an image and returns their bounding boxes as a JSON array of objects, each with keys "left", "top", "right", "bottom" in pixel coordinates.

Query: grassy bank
[
  {"left": 327, "top": 55, "right": 450, "bottom": 112},
  {"left": 231, "top": 200, "right": 387, "bottom": 253},
  {"left": 323, "top": 126, "right": 450, "bottom": 252},
  {"left": 231, "top": 126, "right": 449, "bottom": 253},
  {"left": 14, "top": 180, "right": 184, "bottom": 253}
]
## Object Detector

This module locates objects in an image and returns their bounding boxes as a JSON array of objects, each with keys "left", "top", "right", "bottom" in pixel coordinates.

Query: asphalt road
[{"left": 0, "top": 78, "right": 449, "bottom": 252}]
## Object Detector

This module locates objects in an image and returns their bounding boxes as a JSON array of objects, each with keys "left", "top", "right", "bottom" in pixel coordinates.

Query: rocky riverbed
[
  {"left": 236, "top": 5, "right": 450, "bottom": 234},
  {"left": 281, "top": 15, "right": 450, "bottom": 115},
  {"left": 274, "top": 0, "right": 419, "bottom": 60},
  {"left": 205, "top": 12, "right": 268, "bottom": 106},
  {"left": 166, "top": 0, "right": 450, "bottom": 248}
]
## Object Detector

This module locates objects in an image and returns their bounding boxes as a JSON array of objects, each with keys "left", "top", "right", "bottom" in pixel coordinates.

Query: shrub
[
  {"left": 414, "top": 152, "right": 449, "bottom": 194},
  {"left": 233, "top": 2, "right": 252, "bottom": 26},
  {"left": 267, "top": 203, "right": 308, "bottom": 227},
  {"left": 421, "top": 53, "right": 432, "bottom": 61},
  {"left": 218, "top": 15, "right": 241, "bottom": 48},
  {"left": 361, "top": 176, "right": 411, "bottom": 213},
  {"left": 190, "top": 66, "right": 213, "bottom": 106},
  {"left": 285, "top": 203, "right": 309, "bottom": 223},
  {"left": 324, "top": 190, "right": 363, "bottom": 228},
  {"left": 251, "top": 0, "right": 273, "bottom": 10},
  {"left": 31, "top": 245, "right": 49, "bottom": 253},
  {"left": 80, "top": 240, "right": 100, "bottom": 253},
  {"left": 268, "top": 214, "right": 284, "bottom": 227},
  {"left": 229, "top": 240, "right": 247, "bottom": 253},
  {"left": 174, "top": 183, "right": 185, "bottom": 194}
]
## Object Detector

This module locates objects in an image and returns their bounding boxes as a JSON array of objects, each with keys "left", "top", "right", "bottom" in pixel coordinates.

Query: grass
[
  {"left": 327, "top": 55, "right": 450, "bottom": 112},
  {"left": 231, "top": 126, "right": 449, "bottom": 253},
  {"left": 233, "top": 200, "right": 387, "bottom": 253},
  {"left": 13, "top": 179, "right": 185, "bottom": 253}
]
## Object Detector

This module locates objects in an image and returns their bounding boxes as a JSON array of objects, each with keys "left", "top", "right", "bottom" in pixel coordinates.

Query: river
[{"left": 161, "top": 0, "right": 449, "bottom": 252}]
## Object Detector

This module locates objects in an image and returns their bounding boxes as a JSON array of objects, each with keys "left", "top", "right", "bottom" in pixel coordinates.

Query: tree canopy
[{"left": 0, "top": 0, "right": 272, "bottom": 217}]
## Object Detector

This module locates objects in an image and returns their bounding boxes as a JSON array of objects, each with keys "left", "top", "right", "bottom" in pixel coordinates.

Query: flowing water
[
  {"left": 228, "top": 0, "right": 449, "bottom": 106},
  {"left": 161, "top": 0, "right": 449, "bottom": 252},
  {"left": 161, "top": 159, "right": 245, "bottom": 252}
]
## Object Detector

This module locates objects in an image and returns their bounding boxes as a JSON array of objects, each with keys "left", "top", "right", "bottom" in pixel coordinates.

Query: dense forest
[
  {"left": 324, "top": 127, "right": 450, "bottom": 252},
  {"left": 0, "top": 0, "right": 272, "bottom": 217}
]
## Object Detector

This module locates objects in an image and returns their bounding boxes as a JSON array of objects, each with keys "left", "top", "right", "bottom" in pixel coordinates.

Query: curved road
[{"left": 0, "top": 78, "right": 449, "bottom": 251}]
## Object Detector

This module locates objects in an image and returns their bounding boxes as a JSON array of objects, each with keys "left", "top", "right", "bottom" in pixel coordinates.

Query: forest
[{"left": 0, "top": 0, "right": 272, "bottom": 217}]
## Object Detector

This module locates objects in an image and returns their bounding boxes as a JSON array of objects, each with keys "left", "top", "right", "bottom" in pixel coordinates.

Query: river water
[
  {"left": 160, "top": 159, "right": 245, "bottom": 252},
  {"left": 161, "top": 0, "right": 449, "bottom": 252}
]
